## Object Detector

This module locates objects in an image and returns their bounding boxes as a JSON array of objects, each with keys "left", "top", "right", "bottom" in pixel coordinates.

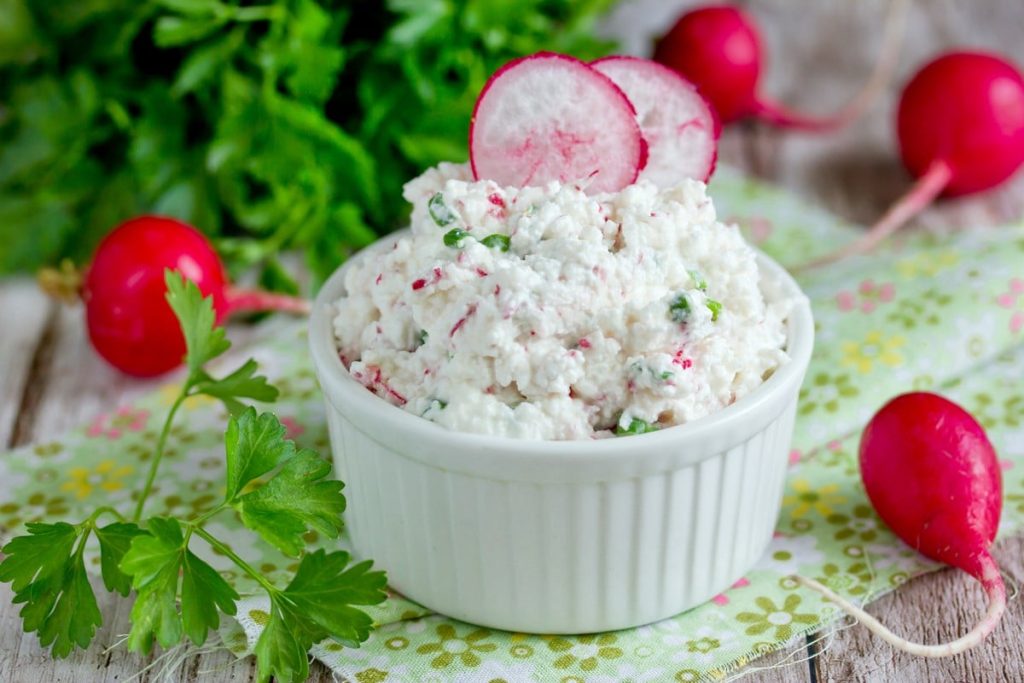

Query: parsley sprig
[{"left": 0, "top": 270, "right": 386, "bottom": 682}]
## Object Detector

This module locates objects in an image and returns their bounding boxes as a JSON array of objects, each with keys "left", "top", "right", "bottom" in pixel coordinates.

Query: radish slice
[
  {"left": 592, "top": 56, "right": 719, "bottom": 185},
  {"left": 470, "top": 52, "right": 647, "bottom": 194}
]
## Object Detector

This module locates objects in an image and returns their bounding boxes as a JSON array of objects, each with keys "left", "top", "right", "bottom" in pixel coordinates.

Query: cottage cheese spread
[{"left": 333, "top": 163, "right": 790, "bottom": 440}]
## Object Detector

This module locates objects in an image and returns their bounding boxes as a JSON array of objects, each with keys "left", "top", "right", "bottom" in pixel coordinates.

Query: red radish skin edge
[
  {"left": 653, "top": 0, "right": 907, "bottom": 131},
  {"left": 797, "top": 392, "right": 1006, "bottom": 656},
  {"left": 800, "top": 51, "right": 1024, "bottom": 269}
]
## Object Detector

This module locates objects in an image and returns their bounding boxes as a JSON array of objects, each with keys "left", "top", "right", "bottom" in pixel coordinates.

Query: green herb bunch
[
  {"left": 0, "top": 271, "right": 387, "bottom": 683},
  {"left": 0, "top": 0, "right": 615, "bottom": 283}
]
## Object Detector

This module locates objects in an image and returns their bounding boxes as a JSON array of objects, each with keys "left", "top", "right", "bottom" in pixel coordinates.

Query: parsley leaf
[
  {"left": 0, "top": 522, "right": 102, "bottom": 658},
  {"left": 235, "top": 450, "right": 346, "bottom": 557},
  {"left": 165, "top": 270, "right": 230, "bottom": 374},
  {"left": 193, "top": 359, "right": 279, "bottom": 415},
  {"left": 162, "top": 268, "right": 277, "bottom": 419},
  {"left": 180, "top": 546, "right": 239, "bottom": 646},
  {"left": 224, "top": 407, "right": 296, "bottom": 501},
  {"left": 122, "top": 518, "right": 186, "bottom": 652},
  {"left": 121, "top": 517, "right": 238, "bottom": 652},
  {"left": 94, "top": 522, "right": 145, "bottom": 596},
  {"left": 254, "top": 549, "right": 387, "bottom": 683}
]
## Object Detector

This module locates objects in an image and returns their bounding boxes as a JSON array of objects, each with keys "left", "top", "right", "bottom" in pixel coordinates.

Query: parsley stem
[
  {"left": 232, "top": 6, "right": 282, "bottom": 22},
  {"left": 189, "top": 503, "right": 229, "bottom": 529},
  {"left": 132, "top": 392, "right": 188, "bottom": 523},
  {"left": 89, "top": 506, "right": 126, "bottom": 524},
  {"left": 193, "top": 526, "right": 278, "bottom": 595}
]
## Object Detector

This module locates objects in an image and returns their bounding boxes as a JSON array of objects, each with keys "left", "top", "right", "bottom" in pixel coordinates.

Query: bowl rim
[{"left": 309, "top": 231, "right": 813, "bottom": 466}]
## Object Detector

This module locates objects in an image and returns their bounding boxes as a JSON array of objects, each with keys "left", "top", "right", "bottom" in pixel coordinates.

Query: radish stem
[
  {"left": 224, "top": 287, "right": 311, "bottom": 316},
  {"left": 752, "top": 0, "right": 909, "bottom": 131},
  {"left": 794, "top": 554, "right": 1006, "bottom": 657},
  {"left": 798, "top": 158, "right": 952, "bottom": 270}
]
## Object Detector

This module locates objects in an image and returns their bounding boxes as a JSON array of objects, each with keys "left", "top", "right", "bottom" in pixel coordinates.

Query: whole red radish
[
  {"left": 470, "top": 52, "right": 647, "bottom": 194},
  {"left": 804, "top": 51, "right": 1024, "bottom": 267},
  {"left": 798, "top": 392, "right": 1005, "bottom": 656},
  {"left": 899, "top": 52, "right": 1024, "bottom": 197},
  {"left": 654, "top": 3, "right": 905, "bottom": 129},
  {"left": 82, "top": 216, "right": 309, "bottom": 377},
  {"left": 591, "top": 56, "right": 719, "bottom": 186},
  {"left": 653, "top": 6, "right": 760, "bottom": 125}
]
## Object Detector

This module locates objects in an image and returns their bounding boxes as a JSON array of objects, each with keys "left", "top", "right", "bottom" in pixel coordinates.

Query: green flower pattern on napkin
[{"left": 2, "top": 168, "right": 1024, "bottom": 682}]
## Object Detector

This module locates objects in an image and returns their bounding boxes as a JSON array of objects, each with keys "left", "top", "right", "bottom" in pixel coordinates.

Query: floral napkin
[{"left": 2, "top": 168, "right": 1023, "bottom": 683}]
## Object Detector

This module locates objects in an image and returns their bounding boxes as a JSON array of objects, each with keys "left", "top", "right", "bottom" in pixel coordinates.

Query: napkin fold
[{"left": 2, "top": 169, "right": 1022, "bottom": 682}]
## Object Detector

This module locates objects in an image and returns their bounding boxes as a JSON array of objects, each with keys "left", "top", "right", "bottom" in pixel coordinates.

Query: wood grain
[
  {"left": 1, "top": 0, "right": 1023, "bottom": 681},
  {"left": 813, "top": 535, "right": 1024, "bottom": 683},
  {"left": 8, "top": 304, "right": 150, "bottom": 448},
  {"left": 0, "top": 283, "right": 52, "bottom": 448}
]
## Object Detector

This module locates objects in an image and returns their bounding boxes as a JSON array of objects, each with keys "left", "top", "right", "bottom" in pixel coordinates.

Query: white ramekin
[{"left": 310, "top": 233, "right": 814, "bottom": 634}]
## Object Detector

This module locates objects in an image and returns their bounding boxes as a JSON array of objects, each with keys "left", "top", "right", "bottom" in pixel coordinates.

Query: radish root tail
[
  {"left": 793, "top": 556, "right": 1006, "bottom": 657},
  {"left": 797, "top": 158, "right": 952, "bottom": 271},
  {"left": 224, "top": 287, "right": 312, "bottom": 316},
  {"left": 752, "top": 0, "right": 909, "bottom": 131}
]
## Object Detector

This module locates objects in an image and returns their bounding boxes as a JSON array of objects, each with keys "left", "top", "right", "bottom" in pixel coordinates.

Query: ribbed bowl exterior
[
  {"left": 311, "top": 232, "right": 813, "bottom": 633},
  {"left": 324, "top": 397, "right": 797, "bottom": 633}
]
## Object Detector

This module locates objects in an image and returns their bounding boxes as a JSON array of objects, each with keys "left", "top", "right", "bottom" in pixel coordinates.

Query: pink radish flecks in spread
[
  {"left": 450, "top": 304, "right": 478, "bottom": 338},
  {"left": 332, "top": 162, "right": 792, "bottom": 440},
  {"left": 352, "top": 366, "right": 407, "bottom": 406}
]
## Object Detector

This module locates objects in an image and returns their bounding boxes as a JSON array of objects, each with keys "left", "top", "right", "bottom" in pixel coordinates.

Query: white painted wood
[
  {"left": 0, "top": 281, "right": 51, "bottom": 447},
  {"left": 2, "top": 1, "right": 1023, "bottom": 680}
]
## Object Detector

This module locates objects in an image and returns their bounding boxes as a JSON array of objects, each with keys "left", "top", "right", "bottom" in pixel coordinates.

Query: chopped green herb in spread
[
  {"left": 659, "top": 370, "right": 674, "bottom": 380},
  {"left": 688, "top": 269, "right": 708, "bottom": 291},
  {"left": 668, "top": 294, "right": 691, "bottom": 323},
  {"left": 429, "top": 193, "right": 456, "bottom": 227},
  {"left": 615, "top": 418, "right": 658, "bottom": 436},
  {"left": 416, "top": 329, "right": 428, "bottom": 347},
  {"left": 706, "top": 299, "right": 723, "bottom": 322},
  {"left": 480, "top": 234, "right": 511, "bottom": 252},
  {"left": 443, "top": 228, "right": 470, "bottom": 247},
  {"left": 423, "top": 398, "right": 448, "bottom": 416}
]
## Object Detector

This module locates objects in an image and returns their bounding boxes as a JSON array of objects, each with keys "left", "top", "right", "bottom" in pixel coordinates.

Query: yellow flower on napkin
[
  {"left": 61, "top": 460, "right": 134, "bottom": 500},
  {"left": 841, "top": 330, "right": 906, "bottom": 373}
]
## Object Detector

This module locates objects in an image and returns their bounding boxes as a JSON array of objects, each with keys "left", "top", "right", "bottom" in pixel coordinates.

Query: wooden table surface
[{"left": 2, "top": 1, "right": 1023, "bottom": 681}]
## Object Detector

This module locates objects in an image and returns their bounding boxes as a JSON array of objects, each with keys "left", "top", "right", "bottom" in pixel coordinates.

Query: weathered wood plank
[
  {"left": 9, "top": 302, "right": 149, "bottom": 448},
  {"left": 0, "top": 281, "right": 52, "bottom": 448},
  {"left": 814, "top": 535, "right": 1024, "bottom": 683},
  {"left": 2, "top": 1, "right": 1023, "bottom": 681}
]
